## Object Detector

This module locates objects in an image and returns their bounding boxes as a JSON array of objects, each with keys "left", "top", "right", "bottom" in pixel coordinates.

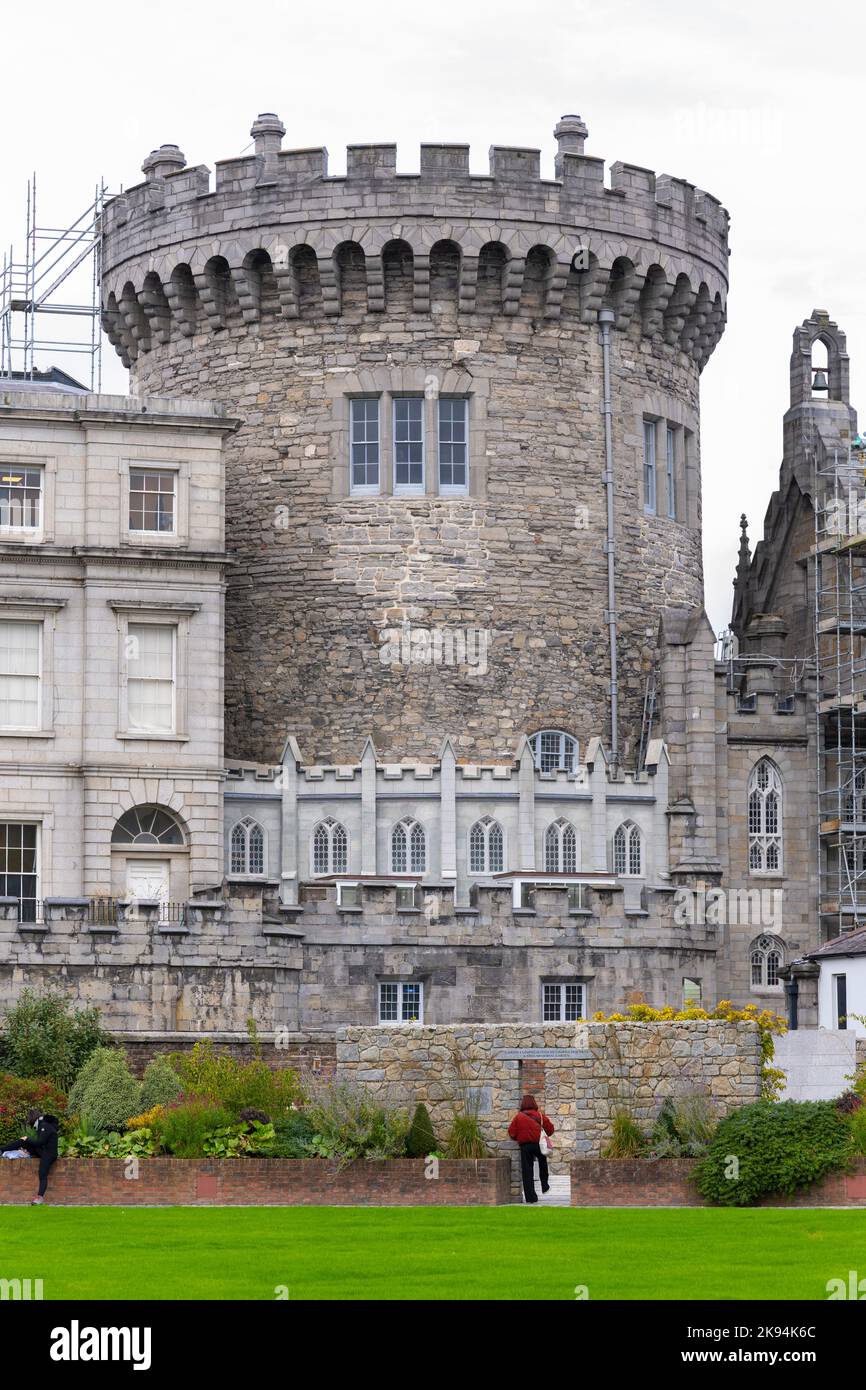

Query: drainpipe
[
  {"left": 598, "top": 308, "right": 619, "bottom": 769},
  {"left": 784, "top": 974, "right": 799, "bottom": 1031}
]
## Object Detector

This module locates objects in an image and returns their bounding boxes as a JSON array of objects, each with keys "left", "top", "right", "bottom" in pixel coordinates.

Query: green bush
[
  {"left": 847, "top": 1104, "right": 866, "bottom": 1156},
  {"left": 60, "top": 1125, "right": 156, "bottom": 1158},
  {"left": 406, "top": 1102, "right": 437, "bottom": 1157},
  {"left": 601, "top": 1110, "right": 648, "bottom": 1158},
  {"left": 157, "top": 1101, "right": 233, "bottom": 1157},
  {"left": 1, "top": 990, "right": 108, "bottom": 1090},
  {"left": 648, "top": 1092, "right": 718, "bottom": 1158},
  {"left": 0, "top": 1072, "right": 66, "bottom": 1148},
  {"left": 303, "top": 1079, "right": 411, "bottom": 1165},
  {"left": 202, "top": 1121, "right": 275, "bottom": 1157},
  {"left": 263, "top": 1111, "right": 316, "bottom": 1157},
  {"left": 140, "top": 1056, "right": 182, "bottom": 1110},
  {"left": 169, "top": 1041, "right": 301, "bottom": 1120},
  {"left": 67, "top": 1048, "right": 141, "bottom": 1135},
  {"left": 444, "top": 1113, "right": 488, "bottom": 1158},
  {"left": 696, "top": 1100, "right": 855, "bottom": 1206}
]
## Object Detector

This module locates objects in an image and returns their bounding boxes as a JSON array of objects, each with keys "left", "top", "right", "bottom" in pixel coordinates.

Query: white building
[
  {"left": 0, "top": 379, "right": 233, "bottom": 918},
  {"left": 806, "top": 928, "right": 866, "bottom": 1038}
]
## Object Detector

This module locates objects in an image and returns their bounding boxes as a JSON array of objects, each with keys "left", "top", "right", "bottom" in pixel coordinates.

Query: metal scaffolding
[
  {"left": 0, "top": 175, "right": 106, "bottom": 390},
  {"left": 813, "top": 433, "right": 866, "bottom": 933}
]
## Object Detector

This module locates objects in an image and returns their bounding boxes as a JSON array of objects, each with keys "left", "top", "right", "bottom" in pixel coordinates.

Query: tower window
[
  {"left": 350, "top": 398, "right": 380, "bottom": 494},
  {"left": 747, "top": 759, "right": 782, "bottom": 874},
  {"left": 665, "top": 425, "right": 677, "bottom": 519},
  {"left": 393, "top": 398, "right": 424, "bottom": 493},
  {"left": 438, "top": 398, "right": 468, "bottom": 494},
  {"left": 643, "top": 419, "right": 657, "bottom": 515}
]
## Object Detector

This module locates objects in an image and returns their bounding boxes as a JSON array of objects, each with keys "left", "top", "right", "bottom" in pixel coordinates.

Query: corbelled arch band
[{"left": 102, "top": 225, "right": 726, "bottom": 370}]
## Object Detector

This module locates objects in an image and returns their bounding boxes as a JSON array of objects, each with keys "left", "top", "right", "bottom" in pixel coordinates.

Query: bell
[{"left": 812, "top": 368, "right": 829, "bottom": 392}]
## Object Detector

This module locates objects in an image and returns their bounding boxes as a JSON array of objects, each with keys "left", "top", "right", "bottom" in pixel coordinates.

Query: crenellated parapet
[{"left": 100, "top": 111, "right": 729, "bottom": 370}]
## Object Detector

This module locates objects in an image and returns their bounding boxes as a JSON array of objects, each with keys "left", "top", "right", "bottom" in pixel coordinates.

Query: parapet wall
[{"left": 100, "top": 112, "right": 729, "bottom": 369}]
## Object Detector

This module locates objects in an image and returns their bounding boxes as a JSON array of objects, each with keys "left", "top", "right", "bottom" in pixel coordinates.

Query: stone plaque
[{"left": 496, "top": 1048, "right": 591, "bottom": 1060}]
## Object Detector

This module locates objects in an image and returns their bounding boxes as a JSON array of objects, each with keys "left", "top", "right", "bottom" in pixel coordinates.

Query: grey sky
[{"left": 2, "top": 0, "right": 864, "bottom": 635}]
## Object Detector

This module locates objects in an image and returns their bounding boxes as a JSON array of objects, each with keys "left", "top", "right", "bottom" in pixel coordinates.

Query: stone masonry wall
[
  {"left": 102, "top": 117, "right": 728, "bottom": 768},
  {"left": 336, "top": 1021, "right": 761, "bottom": 1173}
]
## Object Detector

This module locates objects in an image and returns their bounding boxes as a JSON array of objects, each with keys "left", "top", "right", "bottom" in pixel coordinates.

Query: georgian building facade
[{"left": 0, "top": 382, "right": 231, "bottom": 918}]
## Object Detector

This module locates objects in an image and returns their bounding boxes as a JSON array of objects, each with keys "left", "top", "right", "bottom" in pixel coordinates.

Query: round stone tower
[{"left": 100, "top": 111, "right": 729, "bottom": 766}]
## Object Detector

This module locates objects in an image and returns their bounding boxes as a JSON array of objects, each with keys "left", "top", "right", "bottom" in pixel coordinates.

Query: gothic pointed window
[
  {"left": 391, "top": 819, "right": 426, "bottom": 874},
  {"left": 469, "top": 817, "right": 504, "bottom": 875},
  {"left": 613, "top": 820, "right": 642, "bottom": 877},
  {"left": 750, "top": 934, "right": 784, "bottom": 989},
  {"left": 748, "top": 759, "right": 782, "bottom": 874},
  {"left": 229, "top": 817, "right": 266, "bottom": 876},
  {"left": 544, "top": 819, "right": 579, "bottom": 873},
  {"left": 312, "top": 818, "right": 348, "bottom": 875}
]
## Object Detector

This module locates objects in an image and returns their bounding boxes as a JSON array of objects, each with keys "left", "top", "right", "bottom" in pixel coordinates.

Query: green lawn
[{"left": 2, "top": 1207, "right": 865, "bottom": 1300}]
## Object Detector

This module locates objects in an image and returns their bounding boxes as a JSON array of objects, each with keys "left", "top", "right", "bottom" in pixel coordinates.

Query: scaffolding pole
[
  {"left": 0, "top": 174, "right": 106, "bottom": 391},
  {"left": 812, "top": 429, "right": 866, "bottom": 935}
]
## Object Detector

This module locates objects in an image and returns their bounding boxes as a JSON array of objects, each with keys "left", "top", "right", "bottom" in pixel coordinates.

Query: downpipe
[{"left": 598, "top": 308, "right": 619, "bottom": 769}]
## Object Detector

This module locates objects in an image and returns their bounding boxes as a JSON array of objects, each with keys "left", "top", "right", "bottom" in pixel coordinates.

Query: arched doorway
[{"left": 110, "top": 804, "right": 189, "bottom": 911}]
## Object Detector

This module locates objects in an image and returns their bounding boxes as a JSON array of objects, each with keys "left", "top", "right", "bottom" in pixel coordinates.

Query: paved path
[{"left": 517, "top": 1173, "right": 571, "bottom": 1206}]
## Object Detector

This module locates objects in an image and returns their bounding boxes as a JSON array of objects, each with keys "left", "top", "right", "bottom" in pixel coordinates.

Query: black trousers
[
  {"left": 2, "top": 1140, "right": 55, "bottom": 1195},
  {"left": 519, "top": 1141, "right": 549, "bottom": 1202}
]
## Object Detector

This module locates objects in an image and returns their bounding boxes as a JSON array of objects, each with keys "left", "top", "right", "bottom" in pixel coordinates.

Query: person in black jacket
[{"left": 0, "top": 1109, "right": 60, "bottom": 1204}]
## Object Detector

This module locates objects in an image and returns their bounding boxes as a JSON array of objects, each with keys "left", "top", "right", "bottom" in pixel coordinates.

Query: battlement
[{"left": 100, "top": 110, "right": 729, "bottom": 371}]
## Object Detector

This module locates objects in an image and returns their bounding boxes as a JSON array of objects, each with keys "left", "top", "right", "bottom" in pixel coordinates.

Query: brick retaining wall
[
  {"left": 113, "top": 1032, "right": 337, "bottom": 1079},
  {"left": 570, "top": 1156, "right": 866, "bottom": 1207},
  {"left": 0, "top": 1156, "right": 510, "bottom": 1206}
]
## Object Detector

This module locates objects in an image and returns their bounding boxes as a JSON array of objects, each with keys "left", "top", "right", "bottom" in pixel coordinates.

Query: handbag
[{"left": 537, "top": 1110, "right": 552, "bottom": 1156}]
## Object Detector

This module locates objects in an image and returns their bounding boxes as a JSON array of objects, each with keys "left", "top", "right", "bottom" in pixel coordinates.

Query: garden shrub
[
  {"left": 406, "top": 1102, "right": 437, "bottom": 1157},
  {"left": 202, "top": 1121, "right": 275, "bottom": 1157},
  {"left": 847, "top": 1104, "right": 866, "bottom": 1157},
  {"left": 696, "top": 1100, "right": 855, "bottom": 1206},
  {"left": 601, "top": 1110, "right": 647, "bottom": 1159},
  {"left": 444, "top": 1113, "right": 488, "bottom": 1159},
  {"left": 0, "top": 1072, "right": 66, "bottom": 1148},
  {"left": 169, "top": 1041, "right": 301, "bottom": 1119},
  {"left": 1, "top": 990, "right": 108, "bottom": 1091},
  {"left": 157, "top": 1100, "right": 233, "bottom": 1157},
  {"left": 263, "top": 1110, "right": 315, "bottom": 1157},
  {"left": 125, "top": 1104, "right": 166, "bottom": 1132},
  {"left": 302, "top": 1079, "right": 411, "bottom": 1165},
  {"left": 140, "top": 1057, "right": 182, "bottom": 1110},
  {"left": 648, "top": 1092, "right": 718, "bottom": 1158},
  {"left": 61, "top": 1126, "right": 156, "bottom": 1158},
  {"left": 67, "top": 1048, "right": 141, "bottom": 1135}
]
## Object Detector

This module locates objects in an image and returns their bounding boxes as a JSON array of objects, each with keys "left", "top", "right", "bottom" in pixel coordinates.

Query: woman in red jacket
[{"left": 508, "top": 1093, "right": 555, "bottom": 1204}]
